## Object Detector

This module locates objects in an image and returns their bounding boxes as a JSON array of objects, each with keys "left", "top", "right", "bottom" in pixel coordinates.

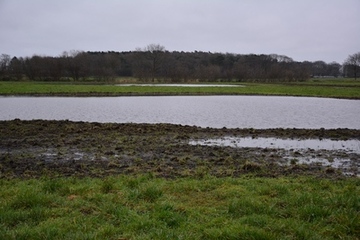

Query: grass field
[
  {"left": 0, "top": 79, "right": 359, "bottom": 99},
  {"left": 0, "top": 175, "right": 359, "bottom": 239}
]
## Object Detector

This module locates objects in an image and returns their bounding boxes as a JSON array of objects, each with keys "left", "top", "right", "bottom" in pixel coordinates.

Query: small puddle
[
  {"left": 283, "top": 156, "right": 359, "bottom": 176},
  {"left": 189, "top": 137, "right": 360, "bottom": 153},
  {"left": 41, "top": 149, "right": 96, "bottom": 162}
]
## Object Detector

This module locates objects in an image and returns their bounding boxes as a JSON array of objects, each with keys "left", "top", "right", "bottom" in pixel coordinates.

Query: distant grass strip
[
  {"left": 0, "top": 175, "right": 359, "bottom": 239},
  {"left": 0, "top": 80, "right": 359, "bottom": 99}
]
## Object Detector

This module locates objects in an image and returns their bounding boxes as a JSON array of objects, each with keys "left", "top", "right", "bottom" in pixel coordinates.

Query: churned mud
[{"left": 0, "top": 119, "right": 359, "bottom": 179}]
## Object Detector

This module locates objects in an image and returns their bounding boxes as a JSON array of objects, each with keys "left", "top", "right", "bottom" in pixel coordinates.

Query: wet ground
[{"left": 0, "top": 119, "right": 359, "bottom": 179}]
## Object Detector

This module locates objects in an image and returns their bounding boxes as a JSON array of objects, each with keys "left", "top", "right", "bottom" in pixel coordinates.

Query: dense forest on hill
[{"left": 0, "top": 45, "right": 358, "bottom": 82}]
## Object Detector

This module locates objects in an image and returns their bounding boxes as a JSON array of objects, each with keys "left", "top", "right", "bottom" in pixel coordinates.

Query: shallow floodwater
[
  {"left": 189, "top": 137, "right": 360, "bottom": 175},
  {"left": 0, "top": 96, "right": 359, "bottom": 129},
  {"left": 189, "top": 137, "right": 360, "bottom": 153}
]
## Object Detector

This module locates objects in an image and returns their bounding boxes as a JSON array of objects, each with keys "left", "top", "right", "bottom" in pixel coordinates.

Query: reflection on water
[
  {"left": 189, "top": 137, "right": 360, "bottom": 153},
  {"left": 0, "top": 96, "right": 359, "bottom": 129}
]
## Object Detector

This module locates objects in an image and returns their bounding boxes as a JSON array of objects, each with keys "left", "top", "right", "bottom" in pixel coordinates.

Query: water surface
[
  {"left": 189, "top": 137, "right": 360, "bottom": 153},
  {"left": 1, "top": 96, "right": 359, "bottom": 129},
  {"left": 115, "top": 84, "right": 244, "bottom": 87}
]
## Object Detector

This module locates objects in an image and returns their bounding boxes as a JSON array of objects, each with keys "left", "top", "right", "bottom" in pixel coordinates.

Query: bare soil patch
[{"left": 1, "top": 120, "right": 359, "bottom": 179}]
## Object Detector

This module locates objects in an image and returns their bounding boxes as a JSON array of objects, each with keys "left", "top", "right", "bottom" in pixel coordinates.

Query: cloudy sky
[{"left": 0, "top": 0, "right": 359, "bottom": 63}]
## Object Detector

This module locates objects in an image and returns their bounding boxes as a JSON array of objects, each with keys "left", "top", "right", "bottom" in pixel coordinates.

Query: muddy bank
[{"left": 0, "top": 119, "right": 359, "bottom": 179}]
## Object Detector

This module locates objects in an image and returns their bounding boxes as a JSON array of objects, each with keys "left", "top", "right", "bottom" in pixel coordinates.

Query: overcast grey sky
[{"left": 0, "top": 0, "right": 359, "bottom": 63}]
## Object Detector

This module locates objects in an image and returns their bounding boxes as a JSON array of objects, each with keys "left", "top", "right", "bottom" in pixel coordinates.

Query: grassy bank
[
  {"left": 0, "top": 79, "right": 359, "bottom": 99},
  {"left": 0, "top": 175, "right": 359, "bottom": 239}
]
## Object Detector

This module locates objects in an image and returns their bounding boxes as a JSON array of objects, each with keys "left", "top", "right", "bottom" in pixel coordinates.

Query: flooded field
[
  {"left": 1, "top": 96, "right": 359, "bottom": 129},
  {"left": 1, "top": 95, "right": 359, "bottom": 178}
]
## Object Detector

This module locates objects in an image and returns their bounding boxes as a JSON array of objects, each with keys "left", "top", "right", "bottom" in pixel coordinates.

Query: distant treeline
[{"left": 0, "top": 46, "right": 356, "bottom": 82}]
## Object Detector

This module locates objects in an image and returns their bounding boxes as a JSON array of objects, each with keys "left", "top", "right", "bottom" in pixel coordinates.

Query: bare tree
[
  {"left": 327, "top": 62, "right": 341, "bottom": 77},
  {"left": 343, "top": 52, "right": 360, "bottom": 80},
  {"left": 138, "top": 44, "right": 166, "bottom": 82},
  {"left": 0, "top": 54, "right": 11, "bottom": 79},
  {"left": 269, "top": 54, "right": 293, "bottom": 63},
  {"left": 62, "top": 50, "right": 87, "bottom": 80},
  {"left": 312, "top": 61, "right": 327, "bottom": 77},
  {"left": 9, "top": 57, "right": 24, "bottom": 80}
]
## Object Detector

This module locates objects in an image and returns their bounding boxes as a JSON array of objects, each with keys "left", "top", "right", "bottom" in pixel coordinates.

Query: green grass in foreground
[
  {"left": 0, "top": 79, "right": 359, "bottom": 98},
  {"left": 0, "top": 175, "right": 359, "bottom": 239}
]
